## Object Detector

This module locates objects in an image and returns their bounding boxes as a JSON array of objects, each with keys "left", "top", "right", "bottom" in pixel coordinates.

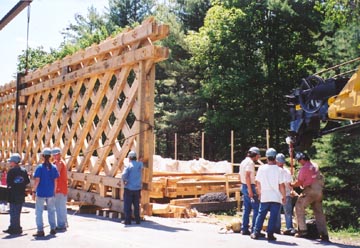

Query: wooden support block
[
  {"left": 109, "top": 212, "right": 119, "bottom": 219},
  {"left": 169, "top": 198, "right": 200, "bottom": 208},
  {"left": 151, "top": 203, "right": 170, "bottom": 214}
]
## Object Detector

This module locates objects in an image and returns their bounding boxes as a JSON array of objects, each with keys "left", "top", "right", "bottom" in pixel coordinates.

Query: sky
[{"left": 0, "top": 0, "right": 109, "bottom": 85}]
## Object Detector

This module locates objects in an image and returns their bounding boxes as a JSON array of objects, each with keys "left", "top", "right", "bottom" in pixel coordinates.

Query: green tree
[
  {"left": 106, "top": 0, "right": 155, "bottom": 32},
  {"left": 314, "top": 133, "right": 360, "bottom": 229},
  {"left": 17, "top": 47, "right": 57, "bottom": 73},
  {"left": 154, "top": 2, "right": 206, "bottom": 159},
  {"left": 311, "top": 0, "right": 360, "bottom": 230},
  {"left": 173, "top": 0, "right": 211, "bottom": 32},
  {"left": 61, "top": 6, "right": 109, "bottom": 49},
  {"left": 186, "top": 1, "right": 323, "bottom": 160}
]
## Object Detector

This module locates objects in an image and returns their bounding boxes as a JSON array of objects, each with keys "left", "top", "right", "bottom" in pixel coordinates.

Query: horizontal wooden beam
[
  {"left": 24, "top": 19, "right": 169, "bottom": 84},
  {"left": 21, "top": 46, "right": 169, "bottom": 96},
  {"left": 69, "top": 171, "right": 121, "bottom": 188},
  {"left": 68, "top": 188, "right": 123, "bottom": 212}
]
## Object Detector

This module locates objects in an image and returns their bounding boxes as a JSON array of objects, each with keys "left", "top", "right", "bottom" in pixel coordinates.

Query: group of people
[
  {"left": 239, "top": 146, "right": 329, "bottom": 242},
  {"left": 3, "top": 147, "right": 68, "bottom": 237},
  {"left": 2, "top": 148, "right": 143, "bottom": 236}
]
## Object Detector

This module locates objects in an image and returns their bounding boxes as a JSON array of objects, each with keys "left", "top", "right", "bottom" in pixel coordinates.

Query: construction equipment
[
  {"left": 287, "top": 59, "right": 360, "bottom": 151},
  {"left": 0, "top": 0, "right": 32, "bottom": 31}
]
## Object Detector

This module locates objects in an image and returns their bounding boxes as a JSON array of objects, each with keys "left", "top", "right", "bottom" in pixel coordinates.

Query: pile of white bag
[{"left": 153, "top": 155, "right": 232, "bottom": 174}]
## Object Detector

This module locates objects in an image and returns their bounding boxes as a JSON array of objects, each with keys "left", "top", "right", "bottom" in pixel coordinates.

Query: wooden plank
[
  {"left": 68, "top": 171, "right": 122, "bottom": 188},
  {"left": 169, "top": 198, "right": 200, "bottom": 208},
  {"left": 68, "top": 189, "right": 123, "bottom": 212},
  {"left": 21, "top": 46, "right": 169, "bottom": 96},
  {"left": 151, "top": 203, "right": 170, "bottom": 214}
]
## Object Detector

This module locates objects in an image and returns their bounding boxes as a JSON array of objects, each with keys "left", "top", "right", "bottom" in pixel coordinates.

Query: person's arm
[
  {"left": 32, "top": 177, "right": 40, "bottom": 200},
  {"left": 122, "top": 166, "right": 129, "bottom": 185},
  {"left": 245, "top": 171, "right": 253, "bottom": 198},
  {"left": 291, "top": 174, "right": 304, "bottom": 188},
  {"left": 255, "top": 180, "right": 261, "bottom": 199},
  {"left": 54, "top": 178, "right": 58, "bottom": 195},
  {"left": 279, "top": 183, "right": 286, "bottom": 204},
  {"left": 33, "top": 177, "right": 40, "bottom": 192}
]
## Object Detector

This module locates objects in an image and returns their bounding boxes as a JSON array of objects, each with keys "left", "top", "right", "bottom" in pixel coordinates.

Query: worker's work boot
[
  {"left": 295, "top": 230, "right": 308, "bottom": 238},
  {"left": 320, "top": 235, "right": 330, "bottom": 242},
  {"left": 33, "top": 231, "right": 45, "bottom": 237}
]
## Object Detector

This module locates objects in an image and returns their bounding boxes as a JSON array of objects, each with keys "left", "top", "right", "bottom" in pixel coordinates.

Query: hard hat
[
  {"left": 248, "top": 147, "right": 260, "bottom": 155},
  {"left": 295, "top": 152, "right": 309, "bottom": 161},
  {"left": 52, "top": 147, "right": 61, "bottom": 155},
  {"left": 42, "top": 147, "right": 52, "bottom": 156},
  {"left": 128, "top": 151, "right": 137, "bottom": 158},
  {"left": 265, "top": 148, "right": 277, "bottom": 158},
  {"left": 276, "top": 153, "right": 286, "bottom": 163},
  {"left": 8, "top": 153, "right": 21, "bottom": 163}
]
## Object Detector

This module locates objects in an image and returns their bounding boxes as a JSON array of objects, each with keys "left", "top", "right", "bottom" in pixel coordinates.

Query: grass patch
[{"left": 329, "top": 227, "right": 360, "bottom": 245}]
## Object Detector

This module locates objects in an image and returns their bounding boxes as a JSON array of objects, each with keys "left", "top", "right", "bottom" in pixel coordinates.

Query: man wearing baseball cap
[
  {"left": 3, "top": 153, "right": 30, "bottom": 235},
  {"left": 52, "top": 147, "right": 68, "bottom": 231},
  {"left": 251, "top": 148, "right": 286, "bottom": 241},
  {"left": 121, "top": 151, "right": 143, "bottom": 225},
  {"left": 291, "top": 152, "right": 329, "bottom": 242},
  {"left": 32, "top": 148, "right": 59, "bottom": 237},
  {"left": 239, "top": 147, "right": 261, "bottom": 235}
]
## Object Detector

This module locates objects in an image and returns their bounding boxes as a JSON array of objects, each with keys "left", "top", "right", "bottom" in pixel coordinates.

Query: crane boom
[
  {"left": 0, "top": 0, "right": 32, "bottom": 31},
  {"left": 287, "top": 61, "right": 360, "bottom": 151}
]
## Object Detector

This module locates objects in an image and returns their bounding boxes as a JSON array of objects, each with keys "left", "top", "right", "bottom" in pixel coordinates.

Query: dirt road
[{"left": 0, "top": 202, "right": 358, "bottom": 248}]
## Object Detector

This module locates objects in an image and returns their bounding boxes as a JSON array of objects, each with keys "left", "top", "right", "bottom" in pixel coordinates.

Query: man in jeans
[
  {"left": 275, "top": 153, "right": 296, "bottom": 235},
  {"left": 32, "top": 148, "right": 59, "bottom": 237},
  {"left": 121, "top": 151, "right": 143, "bottom": 225},
  {"left": 3, "top": 153, "right": 30, "bottom": 235},
  {"left": 52, "top": 147, "right": 68, "bottom": 231},
  {"left": 251, "top": 148, "right": 286, "bottom": 241},
  {"left": 239, "top": 147, "right": 262, "bottom": 235}
]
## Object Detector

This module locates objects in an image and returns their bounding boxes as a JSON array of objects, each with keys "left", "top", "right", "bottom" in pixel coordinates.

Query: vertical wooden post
[
  {"left": 174, "top": 132, "right": 177, "bottom": 160},
  {"left": 201, "top": 131, "right": 204, "bottom": 159},
  {"left": 266, "top": 129, "right": 270, "bottom": 149},
  {"left": 289, "top": 142, "right": 294, "bottom": 176},
  {"left": 154, "top": 133, "right": 156, "bottom": 155},
  {"left": 137, "top": 61, "right": 155, "bottom": 215},
  {"left": 231, "top": 130, "right": 234, "bottom": 172}
]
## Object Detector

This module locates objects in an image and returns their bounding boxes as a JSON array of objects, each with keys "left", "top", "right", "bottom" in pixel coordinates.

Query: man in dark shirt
[{"left": 3, "top": 153, "right": 30, "bottom": 235}]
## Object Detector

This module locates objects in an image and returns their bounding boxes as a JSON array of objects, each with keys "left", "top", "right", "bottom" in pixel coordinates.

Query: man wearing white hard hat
[
  {"left": 291, "top": 152, "right": 329, "bottom": 242},
  {"left": 3, "top": 153, "right": 30, "bottom": 235},
  {"left": 52, "top": 147, "right": 68, "bottom": 231},
  {"left": 32, "top": 148, "right": 59, "bottom": 237},
  {"left": 121, "top": 151, "right": 143, "bottom": 225},
  {"left": 251, "top": 148, "right": 286, "bottom": 241},
  {"left": 275, "top": 153, "right": 296, "bottom": 235}
]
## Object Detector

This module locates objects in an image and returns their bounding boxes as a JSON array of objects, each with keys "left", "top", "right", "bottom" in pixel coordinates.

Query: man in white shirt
[
  {"left": 275, "top": 153, "right": 296, "bottom": 235},
  {"left": 251, "top": 148, "right": 286, "bottom": 241},
  {"left": 239, "top": 147, "right": 261, "bottom": 235}
]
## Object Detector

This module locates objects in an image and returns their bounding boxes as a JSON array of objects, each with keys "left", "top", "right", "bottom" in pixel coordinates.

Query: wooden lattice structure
[{"left": 0, "top": 18, "right": 169, "bottom": 214}]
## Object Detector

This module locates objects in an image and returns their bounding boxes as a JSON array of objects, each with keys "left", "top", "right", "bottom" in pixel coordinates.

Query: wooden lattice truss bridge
[{"left": 0, "top": 17, "right": 169, "bottom": 214}]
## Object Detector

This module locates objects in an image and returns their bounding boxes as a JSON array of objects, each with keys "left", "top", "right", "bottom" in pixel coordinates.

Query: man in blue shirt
[
  {"left": 32, "top": 148, "right": 59, "bottom": 237},
  {"left": 121, "top": 151, "right": 143, "bottom": 225}
]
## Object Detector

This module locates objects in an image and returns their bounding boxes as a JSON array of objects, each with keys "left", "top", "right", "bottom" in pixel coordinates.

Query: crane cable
[
  {"left": 24, "top": 2, "right": 31, "bottom": 74},
  {"left": 314, "top": 56, "right": 360, "bottom": 76}
]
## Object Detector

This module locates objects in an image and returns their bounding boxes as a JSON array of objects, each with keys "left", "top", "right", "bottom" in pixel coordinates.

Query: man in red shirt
[
  {"left": 52, "top": 147, "right": 68, "bottom": 231},
  {"left": 291, "top": 152, "right": 329, "bottom": 242}
]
